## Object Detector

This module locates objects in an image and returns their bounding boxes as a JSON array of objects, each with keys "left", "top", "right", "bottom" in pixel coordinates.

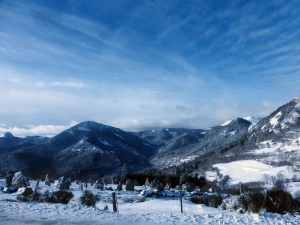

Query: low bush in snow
[
  {"left": 190, "top": 194, "right": 223, "bottom": 208},
  {"left": 16, "top": 189, "right": 73, "bottom": 204},
  {"left": 220, "top": 192, "right": 265, "bottom": 213},
  {"left": 221, "top": 189, "right": 300, "bottom": 214},
  {"left": 266, "top": 189, "right": 298, "bottom": 214},
  {"left": 79, "top": 190, "right": 100, "bottom": 207},
  {"left": 43, "top": 190, "right": 74, "bottom": 204},
  {"left": 16, "top": 191, "right": 42, "bottom": 202}
]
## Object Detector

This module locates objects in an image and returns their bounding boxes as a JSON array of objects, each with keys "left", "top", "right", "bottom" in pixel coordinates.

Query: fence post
[
  {"left": 34, "top": 180, "right": 39, "bottom": 194},
  {"left": 239, "top": 182, "right": 244, "bottom": 194},
  {"left": 112, "top": 192, "right": 117, "bottom": 212},
  {"left": 180, "top": 190, "right": 183, "bottom": 213},
  {"left": 263, "top": 188, "right": 268, "bottom": 207}
]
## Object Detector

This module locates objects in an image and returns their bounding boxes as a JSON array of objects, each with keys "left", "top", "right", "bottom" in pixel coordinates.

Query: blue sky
[{"left": 0, "top": 0, "right": 300, "bottom": 136}]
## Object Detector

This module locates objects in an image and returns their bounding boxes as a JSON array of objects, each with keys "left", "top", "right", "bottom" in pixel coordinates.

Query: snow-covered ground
[
  {"left": 212, "top": 160, "right": 299, "bottom": 186},
  {"left": 0, "top": 179, "right": 299, "bottom": 224},
  {"left": 254, "top": 139, "right": 300, "bottom": 154}
]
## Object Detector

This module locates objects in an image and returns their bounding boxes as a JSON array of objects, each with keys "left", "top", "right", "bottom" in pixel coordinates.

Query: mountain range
[{"left": 0, "top": 96, "right": 299, "bottom": 179}]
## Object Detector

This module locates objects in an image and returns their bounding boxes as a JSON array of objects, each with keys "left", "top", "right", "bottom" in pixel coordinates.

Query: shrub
[
  {"left": 31, "top": 192, "right": 42, "bottom": 202},
  {"left": 16, "top": 191, "right": 42, "bottom": 202},
  {"left": 17, "top": 190, "right": 73, "bottom": 204},
  {"left": 44, "top": 190, "right": 56, "bottom": 203},
  {"left": 247, "top": 192, "right": 265, "bottom": 213},
  {"left": 190, "top": 196, "right": 206, "bottom": 204},
  {"left": 16, "top": 195, "right": 30, "bottom": 202},
  {"left": 207, "top": 195, "right": 223, "bottom": 208},
  {"left": 266, "top": 189, "right": 296, "bottom": 214},
  {"left": 44, "top": 190, "right": 74, "bottom": 204},
  {"left": 79, "top": 190, "right": 100, "bottom": 207},
  {"left": 221, "top": 193, "right": 250, "bottom": 213},
  {"left": 190, "top": 194, "right": 223, "bottom": 208}
]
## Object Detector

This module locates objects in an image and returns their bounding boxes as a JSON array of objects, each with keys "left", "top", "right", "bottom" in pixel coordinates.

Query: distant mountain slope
[
  {"left": 151, "top": 118, "right": 251, "bottom": 168},
  {"left": 183, "top": 96, "right": 300, "bottom": 175},
  {"left": 247, "top": 97, "right": 300, "bottom": 143},
  {"left": 0, "top": 132, "right": 48, "bottom": 149},
  {"left": 0, "top": 121, "right": 156, "bottom": 177},
  {"left": 1, "top": 96, "right": 299, "bottom": 178},
  {"left": 132, "top": 128, "right": 205, "bottom": 146}
]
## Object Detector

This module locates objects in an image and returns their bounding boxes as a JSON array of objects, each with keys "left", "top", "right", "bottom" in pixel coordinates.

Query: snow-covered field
[
  {"left": 212, "top": 160, "right": 297, "bottom": 185},
  {"left": 210, "top": 160, "right": 300, "bottom": 198},
  {"left": 0, "top": 179, "right": 299, "bottom": 224}
]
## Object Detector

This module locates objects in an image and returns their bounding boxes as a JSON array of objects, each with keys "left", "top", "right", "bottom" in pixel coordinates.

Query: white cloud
[
  {"left": 0, "top": 121, "right": 79, "bottom": 137},
  {"left": 7, "top": 78, "right": 22, "bottom": 83},
  {"left": 50, "top": 82, "right": 85, "bottom": 88},
  {"left": 35, "top": 81, "right": 46, "bottom": 88}
]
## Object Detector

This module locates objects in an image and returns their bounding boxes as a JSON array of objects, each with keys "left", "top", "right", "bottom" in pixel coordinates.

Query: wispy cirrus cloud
[
  {"left": 50, "top": 82, "right": 85, "bottom": 88},
  {"left": 0, "top": 0, "right": 299, "bottom": 135}
]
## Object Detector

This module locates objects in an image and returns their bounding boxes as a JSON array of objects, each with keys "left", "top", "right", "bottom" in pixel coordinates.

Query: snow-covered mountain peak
[
  {"left": 65, "top": 121, "right": 115, "bottom": 135},
  {"left": 221, "top": 120, "right": 232, "bottom": 126},
  {"left": 221, "top": 116, "right": 261, "bottom": 126},
  {"left": 243, "top": 116, "right": 262, "bottom": 124},
  {"left": 293, "top": 96, "right": 300, "bottom": 101}
]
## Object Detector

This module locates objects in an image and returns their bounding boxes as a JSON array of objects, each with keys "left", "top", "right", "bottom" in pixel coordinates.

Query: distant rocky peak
[
  {"left": 294, "top": 96, "right": 300, "bottom": 101},
  {"left": 3, "top": 132, "right": 14, "bottom": 138},
  {"left": 65, "top": 121, "right": 114, "bottom": 134},
  {"left": 221, "top": 116, "right": 261, "bottom": 126}
]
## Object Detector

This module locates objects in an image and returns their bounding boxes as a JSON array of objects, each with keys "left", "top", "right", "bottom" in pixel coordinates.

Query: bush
[
  {"left": 190, "top": 196, "right": 206, "bottom": 205},
  {"left": 247, "top": 192, "right": 265, "bottom": 213},
  {"left": 16, "top": 191, "right": 42, "bottom": 202},
  {"left": 79, "top": 190, "right": 100, "bottom": 207},
  {"left": 190, "top": 194, "right": 223, "bottom": 208},
  {"left": 266, "top": 189, "right": 296, "bottom": 214},
  {"left": 207, "top": 195, "right": 223, "bottom": 208},
  {"left": 44, "top": 190, "right": 74, "bottom": 204},
  {"left": 43, "top": 190, "right": 56, "bottom": 203},
  {"left": 16, "top": 195, "right": 30, "bottom": 202},
  {"left": 17, "top": 190, "right": 73, "bottom": 204},
  {"left": 221, "top": 193, "right": 250, "bottom": 213}
]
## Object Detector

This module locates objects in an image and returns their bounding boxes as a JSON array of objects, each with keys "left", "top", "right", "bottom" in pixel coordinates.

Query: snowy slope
[
  {"left": 0, "top": 179, "right": 299, "bottom": 225},
  {"left": 213, "top": 160, "right": 298, "bottom": 185}
]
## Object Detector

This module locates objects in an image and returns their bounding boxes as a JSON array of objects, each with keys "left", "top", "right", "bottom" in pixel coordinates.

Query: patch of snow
[
  {"left": 243, "top": 116, "right": 262, "bottom": 124},
  {"left": 77, "top": 125, "right": 91, "bottom": 131},
  {"left": 283, "top": 110, "right": 300, "bottom": 125},
  {"left": 65, "top": 130, "right": 73, "bottom": 135},
  {"left": 165, "top": 155, "right": 198, "bottom": 167},
  {"left": 115, "top": 133, "right": 125, "bottom": 140},
  {"left": 69, "top": 139, "right": 104, "bottom": 153},
  {"left": 142, "top": 142, "right": 153, "bottom": 147},
  {"left": 254, "top": 137, "right": 300, "bottom": 154},
  {"left": 228, "top": 131, "right": 236, "bottom": 136},
  {"left": 269, "top": 111, "right": 282, "bottom": 126},
  {"left": 221, "top": 120, "right": 232, "bottom": 126},
  {"left": 98, "top": 138, "right": 112, "bottom": 146}
]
